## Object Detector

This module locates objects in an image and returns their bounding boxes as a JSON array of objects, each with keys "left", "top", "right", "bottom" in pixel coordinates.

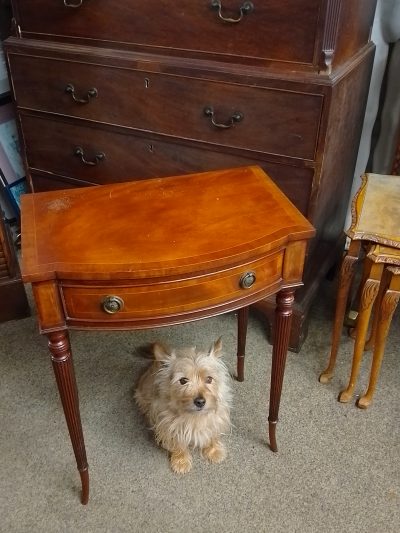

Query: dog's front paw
[
  {"left": 202, "top": 441, "right": 226, "bottom": 464},
  {"left": 170, "top": 450, "right": 193, "bottom": 474}
]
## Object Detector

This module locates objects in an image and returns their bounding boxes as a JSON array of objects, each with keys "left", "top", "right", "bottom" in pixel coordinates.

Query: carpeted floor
[{"left": 1, "top": 279, "right": 399, "bottom": 533}]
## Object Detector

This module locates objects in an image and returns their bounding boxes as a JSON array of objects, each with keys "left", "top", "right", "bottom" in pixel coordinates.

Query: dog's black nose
[{"left": 194, "top": 397, "right": 206, "bottom": 409}]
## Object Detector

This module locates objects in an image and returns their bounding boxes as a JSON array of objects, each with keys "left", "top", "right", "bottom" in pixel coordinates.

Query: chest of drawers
[
  {"left": 0, "top": 212, "right": 29, "bottom": 322},
  {"left": 4, "top": 0, "right": 377, "bottom": 350}
]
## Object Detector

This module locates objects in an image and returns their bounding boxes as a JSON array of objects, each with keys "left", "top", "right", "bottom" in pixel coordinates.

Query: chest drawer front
[
  {"left": 10, "top": 55, "right": 322, "bottom": 161},
  {"left": 21, "top": 114, "right": 314, "bottom": 216},
  {"left": 14, "top": 0, "right": 322, "bottom": 67},
  {"left": 60, "top": 253, "right": 284, "bottom": 324}
]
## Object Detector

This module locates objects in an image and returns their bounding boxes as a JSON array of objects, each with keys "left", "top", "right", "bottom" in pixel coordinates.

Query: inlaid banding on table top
[
  {"left": 21, "top": 166, "right": 315, "bottom": 283},
  {"left": 20, "top": 163, "right": 315, "bottom": 504}
]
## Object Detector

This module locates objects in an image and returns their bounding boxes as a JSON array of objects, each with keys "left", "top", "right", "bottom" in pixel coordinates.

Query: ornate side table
[
  {"left": 21, "top": 166, "right": 315, "bottom": 504},
  {"left": 340, "top": 245, "right": 400, "bottom": 408},
  {"left": 320, "top": 173, "right": 400, "bottom": 406}
]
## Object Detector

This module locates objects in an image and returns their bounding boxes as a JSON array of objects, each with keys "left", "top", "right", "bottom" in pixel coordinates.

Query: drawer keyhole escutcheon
[
  {"left": 65, "top": 83, "right": 98, "bottom": 104},
  {"left": 74, "top": 146, "right": 106, "bottom": 166},
  {"left": 239, "top": 271, "right": 256, "bottom": 289},
  {"left": 203, "top": 106, "right": 244, "bottom": 129},
  {"left": 210, "top": 0, "right": 254, "bottom": 23},
  {"left": 102, "top": 295, "right": 125, "bottom": 314},
  {"left": 64, "top": 0, "right": 84, "bottom": 8}
]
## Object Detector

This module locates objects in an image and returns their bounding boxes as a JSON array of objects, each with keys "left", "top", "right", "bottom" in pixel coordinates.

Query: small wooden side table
[
  {"left": 21, "top": 166, "right": 315, "bottom": 504},
  {"left": 320, "top": 173, "right": 400, "bottom": 405},
  {"left": 340, "top": 245, "right": 400, "bottom": 408}
]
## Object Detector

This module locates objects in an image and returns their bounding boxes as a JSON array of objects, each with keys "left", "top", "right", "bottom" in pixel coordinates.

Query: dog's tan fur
[{"left": 135, "top": 338, "right": 231, "bottom": 474}]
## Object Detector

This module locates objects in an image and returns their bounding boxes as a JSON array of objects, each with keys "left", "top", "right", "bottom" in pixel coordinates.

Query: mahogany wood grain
[
  {"left": 268, "top": 288, "right": 295, "bottom": 452},
  {"left": 10, "top": 0, "right": 376, "bottom": 72},
  {"left": 20, "top": 114, "right": 314, "bottom": 215},
  {"left": 48, "top": 331, "right": 89, "bottom": 505},
  {"left": 21, "top": 166, "right": 315, "bottom": 503},
  {"left": 8, "top": 53, "right": 322, "bottom": 161},
  {"left": 236, "top": 306, "right": 249, "bottom": 382},
  {"left": 6, "top": 0, "right": 377, "bottom": 353},
  {"left": 21, "top": 167, "right": 314, "bottom": 285}
]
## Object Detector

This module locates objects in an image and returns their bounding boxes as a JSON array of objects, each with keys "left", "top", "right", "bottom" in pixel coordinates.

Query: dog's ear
[
  {"left": 208, "top": 337, "right": 223, "bottom": 358},
  {"left": 153, "top": 342, "right": 174, "bottom": 362}
]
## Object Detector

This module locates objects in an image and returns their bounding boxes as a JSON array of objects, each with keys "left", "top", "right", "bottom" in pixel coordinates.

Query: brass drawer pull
[
  {"left": 102, "top": 295, "right": 124, "bottom": 314},
  {"left": 64, "top": 0, "right": 84, "bottom": 7},
  {"left": 210, "top": 0, "right": 254, "bottom": 24},
  {"left": 239, "top": 271, "right": 256, "bottom": 289},
  {"left": 203, "top": 106, "right": 243, "bottom": 129},
  {"left": 65, "top": 83, "right": 98, "bottom": 104},
  {"left": 74, "top": 146, "right": 106, "bottom": 166}
]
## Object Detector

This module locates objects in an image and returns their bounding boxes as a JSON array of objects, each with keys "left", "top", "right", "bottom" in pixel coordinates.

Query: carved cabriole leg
[
  {"left": 48, "top": 331, "right": 89, "bottom": 505},
  {"left": 339, "top": 261, "right": 383, "bottom": 403},
  {"left": 364, "top": 267, "right": 391, "bottom": 351},
  {"left": 348, "top": 249, "right": 370, "bottom": 337},
  {"left": 268, "top": 288, "right": 294, "bottom": 453},
  {"left": 236, "top": 306, "right": 249, "bottom": 382},
  {"left": 319, "top": 240, "right": 361, "bottom": 383},
  {"left": 358, "top": 270, "right": 400, "bottom": 409}
]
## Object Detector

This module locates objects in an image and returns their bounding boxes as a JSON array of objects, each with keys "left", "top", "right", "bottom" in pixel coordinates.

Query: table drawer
[
  {"left": 22, "top": 115, "right": 314, "bottom": 216},
  {"left": 13, "top": 0, "right": 322, "bottom": 67},
  {"left": 10, "top": 54, "right": 322, "bottom": 161},
  {"left": 61, "top": 253, "right": 283, "bottom": 323}
]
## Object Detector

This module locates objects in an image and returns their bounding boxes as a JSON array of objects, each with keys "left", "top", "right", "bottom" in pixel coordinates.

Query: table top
[
  {"left": 21, "top": 166, "right": 315, "bottom": 283},
  {"left": 347, "top": 173, "right": 400, "bottom": 247},
  {"left": 367, "top": 244, "right": 400, "bottom": 266}
]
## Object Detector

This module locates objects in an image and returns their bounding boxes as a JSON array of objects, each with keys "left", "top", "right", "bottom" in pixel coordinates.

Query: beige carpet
[{"left": 1, "top": 279, "right": 399, "bottom": 532}]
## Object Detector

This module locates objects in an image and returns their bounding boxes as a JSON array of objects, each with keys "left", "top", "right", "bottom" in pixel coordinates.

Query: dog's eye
[
  {"left": 205, "top": 376, "right": 213, "bottom": 384},
  {"left": 179, "top": 377, "right": 189, "bottom": 385}
]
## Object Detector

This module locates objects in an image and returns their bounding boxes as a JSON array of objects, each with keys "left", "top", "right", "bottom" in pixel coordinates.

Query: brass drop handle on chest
[
  {"left": 239, "top": 271, "right": 256, "bottom": 289},
  {"left": 210, "top": 0, "right": 254, "bottom": 23},
  {"left": 203, "top": 106, "right": 244, "bottom": 129},
  {"left": 64, "top": 0, "right": 84, "bottom": 7},
  {"left": 65, "top": 83, "right": 98, "bottom": 104},
  {"left": 102, "top": 295, "right": 124, "bottom": 314},
  {"left": 74, "top": 146, "right": 106, "bottom": 166}
]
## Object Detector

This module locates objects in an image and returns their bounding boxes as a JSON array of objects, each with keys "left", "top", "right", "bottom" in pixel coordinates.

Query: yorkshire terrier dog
[{"left": 135, "top": 338, "right": 232, "bottom": 474}]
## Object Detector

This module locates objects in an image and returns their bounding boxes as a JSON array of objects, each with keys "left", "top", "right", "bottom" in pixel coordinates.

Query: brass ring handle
[
  {"left": 102, "top": 295, "right": 124, "bottom": 314},
  {"left": 239, "top": 271, "right": 256, "bottom": 289},
  {"left": 74, "top": 146, "right": 106, "bottom": 166},
  {"left": 203, "top": 106, "right": 244, "bottom": 129},
  {"left": 210, "top": 0, "right": 254, "bottom": 23},
  {"left": 65, "top": 83, "right": 98, "bottom": 104},
  {"left": 64, "top": 0, "right": 84, "bottom": 8}
]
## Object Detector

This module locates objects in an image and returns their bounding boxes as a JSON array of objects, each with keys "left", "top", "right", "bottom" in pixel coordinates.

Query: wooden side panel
[
  {"left": 32, "top": 281, "right": 66, "bottom": 332},
  {"left": 313, "top": 45, "right": 375, "bottom": 244}
]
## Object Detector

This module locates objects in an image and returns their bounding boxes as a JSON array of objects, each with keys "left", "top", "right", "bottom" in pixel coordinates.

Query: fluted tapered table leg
[
  {"left": 48, "top": 331, "right": 89, "bottom": 505},
  {"left": 236, "top": 306, "right": 249, "bottom": 382},
  {"left": 268, "top": 288, "right": 294, "bottom": 452}
]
